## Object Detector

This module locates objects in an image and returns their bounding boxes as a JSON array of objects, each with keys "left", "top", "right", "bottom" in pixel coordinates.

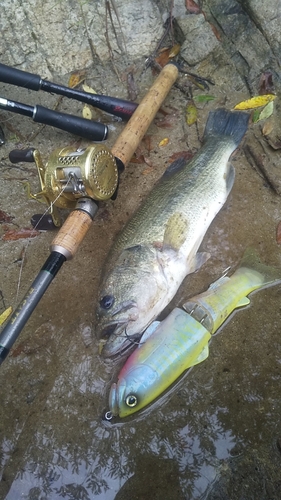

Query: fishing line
[
  {"left": 14, "top": 177, "right": 72, "bottom": 305},
  {"left": 123, "top": 327, "right": 145, "bottom": 347}
]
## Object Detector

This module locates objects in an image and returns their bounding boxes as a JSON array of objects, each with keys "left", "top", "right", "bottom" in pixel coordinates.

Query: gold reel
[{"left": 28, "top": 144, "right": 118, "bottom": 226}]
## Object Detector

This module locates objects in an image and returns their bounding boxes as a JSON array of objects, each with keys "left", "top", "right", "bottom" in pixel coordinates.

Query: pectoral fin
[{"left": 163, "top": 212, "right": 189, "bottom": 251}]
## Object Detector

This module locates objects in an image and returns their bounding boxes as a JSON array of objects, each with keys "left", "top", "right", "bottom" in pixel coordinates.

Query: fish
[
  {"left": 107, "top": 248, "right": 281, "bottom": 418},
  {"left": 96, "top": 108, "right": 249, "bottom": 357}
]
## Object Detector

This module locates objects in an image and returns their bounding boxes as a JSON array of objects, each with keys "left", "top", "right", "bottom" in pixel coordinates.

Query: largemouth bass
[
  {"left": 107, "top": 249, "right": 281, "bottom": 418},
  {"left": 96, "top": 109, "right": 249, "bottom": 357}
]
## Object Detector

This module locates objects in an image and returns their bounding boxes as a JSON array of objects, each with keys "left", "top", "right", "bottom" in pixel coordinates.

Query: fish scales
[{"left": 96, "top": 109, "right": 249, "bottom": 357}]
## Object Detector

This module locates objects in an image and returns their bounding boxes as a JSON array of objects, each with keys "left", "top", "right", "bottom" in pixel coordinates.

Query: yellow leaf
[
  {"left": 158, "top": 138, "right": 169, "bottom": 147},
  {"left": 82, "top": 104, "right": 93, "bottom": 120},
  {"left": 186, "top": 103, "right": 197, "bottom": 126},
  {"left": 234, "top": 94, "right": 276, "bottom": 110},
  {"left": 68, "top": 70, "right": 86, "bottom": 88},
  {"left": 0, "top": 306, "right": 12, "bottom": 326},
  {"left": 82, "top": 83, "right": 97, "bottom": 95}
]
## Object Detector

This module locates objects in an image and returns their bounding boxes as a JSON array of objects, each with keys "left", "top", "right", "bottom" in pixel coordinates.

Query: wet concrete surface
[{"left": 1, "top": 7, "right": 281, "bottom": 500}]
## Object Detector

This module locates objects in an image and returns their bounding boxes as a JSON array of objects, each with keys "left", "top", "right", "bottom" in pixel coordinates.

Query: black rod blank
[
  {"left": 0, "top": 63, "right": 138, "bottom": 121},
  {"left": 0, "top": 96, "right": 108, "bottom": 141}
]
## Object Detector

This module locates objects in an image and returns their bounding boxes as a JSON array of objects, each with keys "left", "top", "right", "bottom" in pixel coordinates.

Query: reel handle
[{"left": 9, "top": 148, "right": 36, "bottom": 163}]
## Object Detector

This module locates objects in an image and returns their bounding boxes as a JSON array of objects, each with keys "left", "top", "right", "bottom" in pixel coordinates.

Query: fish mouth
[{"left": 98, "top": 322, "right": 142, "bottom": 358}]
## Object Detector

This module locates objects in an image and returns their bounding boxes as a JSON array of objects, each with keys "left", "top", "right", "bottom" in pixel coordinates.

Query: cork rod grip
[
  {"left": 111, "top": 63, "right": 179, "bottom": 167},
  {"left": 50, "top": 210, "right": 92, "bottom": 259}
]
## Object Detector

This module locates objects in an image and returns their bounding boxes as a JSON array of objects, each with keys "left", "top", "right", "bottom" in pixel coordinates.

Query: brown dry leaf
[
  {"left": 68, "top": 70, "right": 86, "bottom": 88},
  {"left": 130, "top": 155, "right": 146, "bottom": 164},
  {"left": 262, "top": 120, "right": 274, "bottom": 136},
  {"left": 2, "top": 228, "right": 40, "bottom": 241},
  {"left": 143, "top": 156, "right": 153, "bottom": 167},
  {"left": 0, "top": 210, "right": 14, "bottom": 224},
  {"left": 143, "top": 135, "right": 153, "bottom": 152},
  {"left": 169, "top": 150, "right": 194, "bottom": 163},
  {"left": 155, "top": 112, "right": 178, "bottom": 128},
  {"left": 276, "top": 221, "right": 281, "bottom": 245},
  {"left": 185, "top": 0, "right": 201, "bottom": 14},
  {"left": 142, "top": 166, "right": 154, "bottom": 175},
  {"left": 155, "top": 48, "right": 172, "bottom": 68},
  {"left": 259, "top": 71, "right": 274, "bottom": 95}
]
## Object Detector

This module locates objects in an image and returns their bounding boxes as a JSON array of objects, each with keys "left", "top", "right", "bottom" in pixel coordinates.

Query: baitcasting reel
[{"left": 9, "top": 144, "right": 119, "bottom": 227}]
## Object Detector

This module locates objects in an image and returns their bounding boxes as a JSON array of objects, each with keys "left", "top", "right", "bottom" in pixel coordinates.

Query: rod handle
[
  {"left": 0, "top": 63, "right": 41, "bottom": 90},
  {"left": 50, "top": 200, "right": 98, "bottom": 259},
  {"left": 111, "top": 63, "right": 179, "bottom": 167},
  {"left": 34, "top": 105, "right": 108, "bottom": 141}
]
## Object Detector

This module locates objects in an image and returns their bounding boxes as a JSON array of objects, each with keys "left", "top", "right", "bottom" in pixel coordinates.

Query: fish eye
[
  {"left": 99, "top": 295, "right": 115, "bottom": 310},
  {"left": 125, "top": 394, "right": 138, "bottom": 407}
]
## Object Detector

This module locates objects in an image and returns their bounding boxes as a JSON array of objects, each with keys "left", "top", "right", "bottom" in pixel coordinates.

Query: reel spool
[{"left": 10, "top": 144, "right": 119, "bottom": 227}]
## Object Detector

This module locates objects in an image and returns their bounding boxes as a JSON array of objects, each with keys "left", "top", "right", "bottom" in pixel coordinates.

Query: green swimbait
[{"left": 107, "top": 248, "right": 281, "bottom": 418}]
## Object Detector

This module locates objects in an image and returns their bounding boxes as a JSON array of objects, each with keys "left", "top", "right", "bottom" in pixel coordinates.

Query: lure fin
[{"left": 238, "top": 247, "right": 281, "bottom": 287}]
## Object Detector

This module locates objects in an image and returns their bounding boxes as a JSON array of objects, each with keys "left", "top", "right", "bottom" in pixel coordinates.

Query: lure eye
[
  {"left": 125, "top": 394, "right": 138, "bottom": 407},
  {"left": 99, "top": 295, "right": 115, "bottom": 310}
]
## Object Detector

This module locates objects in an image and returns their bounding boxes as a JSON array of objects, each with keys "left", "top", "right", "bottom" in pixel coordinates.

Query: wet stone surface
[{"left": 1, "top": 1, "right": 281, "bottom": 499}]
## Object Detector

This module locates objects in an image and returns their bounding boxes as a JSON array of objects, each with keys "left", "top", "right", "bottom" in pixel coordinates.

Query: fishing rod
[
  {"left": 0, "top": 62, "right": 179, "bottom": 366},
  {"left": 0, "top": 63, "right": 138, "bottom": 121},
  {"left": 0, "top": 96, "right": 108, "bottom": 141}
]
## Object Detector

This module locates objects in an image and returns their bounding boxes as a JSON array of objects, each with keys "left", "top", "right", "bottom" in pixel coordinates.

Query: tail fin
[
  {"left": 239, "top": 247, "right": 281, "bottom": 288},
  {"left": 204, "top": 108, "right": 249, "bottom": 146}
]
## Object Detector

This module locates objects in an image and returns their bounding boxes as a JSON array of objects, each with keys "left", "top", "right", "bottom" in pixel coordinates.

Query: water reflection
[{"left": 0, "top": 305, "right": 281, "bottom": 499}]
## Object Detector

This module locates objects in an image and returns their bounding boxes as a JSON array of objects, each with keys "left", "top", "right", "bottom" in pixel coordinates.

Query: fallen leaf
[
  {"left": 0, "top": 210, "right": 14, "bottom": 224},
  {"left": 2, "top": 228, "right": 40, "bottom": 241},
  {"left": 276, "top": 221, "right": 281, "bottom": 244},
  {"left": 155, "top": 48, "right": 171, "bottom": 68},
  {"left": 234, "top": 94, "right": 276, "bottom": 110},
  {"left": 158, "top": 138, "right": 169, "bottom": 147},
  {"left": 259, "top": 71, "right": 274, "bottom": 95},
  {"left": 142, "top": 166, "right": 154, "bottom": 175},
  {"left": 168, "top": 44, "right": 181, "bottom": 58},
  {"left": 186, "top": 103, "right": 198, "bottom": 126},
  {"left": 208, "top": 21, "right": 221, "bottom": 41},
  {"left": 82, "top": 83, "right": 97, "bottom": 94},
  {"left": 262, "top": 120, "right": 273, "bottom": 136},
  {"left": 185, "top": 0, "right": 201, "bottom": 14},
  {"left": 68, "top": 70, "right": 86, "bottom": 88},
  {"left": 143, "top": 135, "right": 153, "bottom": 152},
  {"left": 252, "top": 100, "right": 275, "bottom": 123},
  {"left": 259, "top": 100, "right": 274, "bottom": 121},
  {"left": 130, "top": 154, "right": 146, "bottom": 164},
  {"left": 193, "top": 94, "right": 215, "bottom": 103},
  {"left": 143, "top": 156, "right": 153, "bottom": 167},
  {"left": 82, "top": 104, "right": 93, "bottom": 120},
  {"left": 168, "top": 150, "right": 194, "bottom": 163},
  {"left": 0, "top": 306, "right": 12, "bottom": 326}
]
